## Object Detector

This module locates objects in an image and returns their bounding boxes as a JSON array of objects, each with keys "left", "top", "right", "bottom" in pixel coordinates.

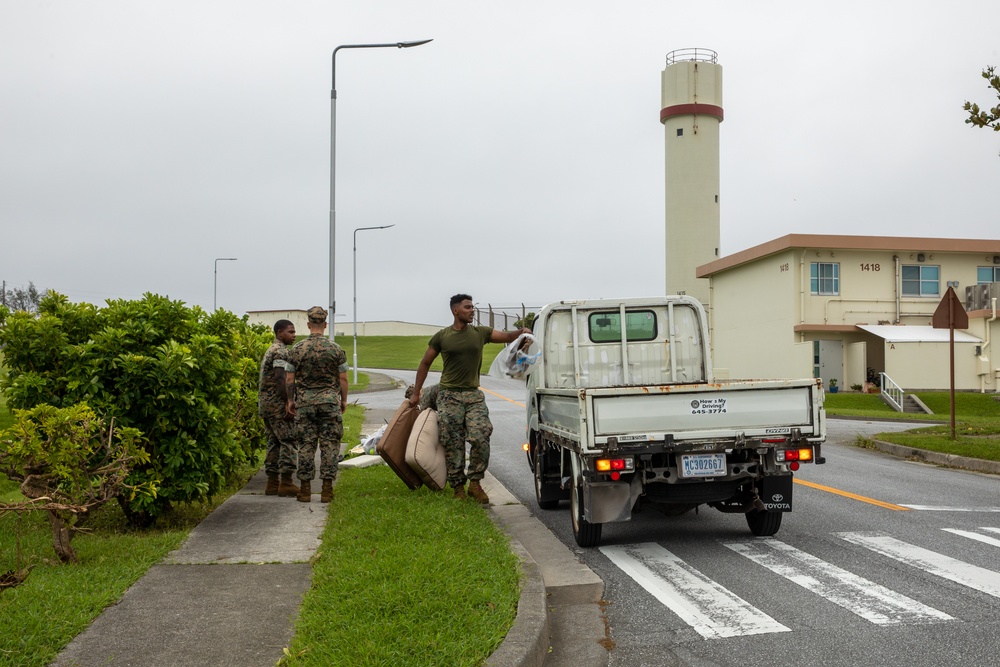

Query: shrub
[
  {"left": 0, "top": 403, "right": 154, "bottom": 563},
  {"left": 0, "top": 292, "right": 270, "bottom": 524}
]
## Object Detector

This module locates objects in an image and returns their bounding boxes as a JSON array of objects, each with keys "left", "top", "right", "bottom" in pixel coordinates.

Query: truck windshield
[{"left": 588, "top": 310, "right": 657, "bottom": 343}]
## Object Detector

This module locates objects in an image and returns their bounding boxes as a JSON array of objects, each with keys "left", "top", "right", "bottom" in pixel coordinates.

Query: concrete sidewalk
[{"left": 51, "top": 373, "right": 607, "bottom": 667}]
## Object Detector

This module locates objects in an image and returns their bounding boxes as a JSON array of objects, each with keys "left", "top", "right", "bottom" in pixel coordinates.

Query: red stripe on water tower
[{"left": 660, "top": 103, "right": 725, "bottom": 123}]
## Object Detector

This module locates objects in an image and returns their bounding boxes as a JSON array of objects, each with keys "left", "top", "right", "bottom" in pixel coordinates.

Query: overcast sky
[{"left": 2, "top": 1, "right": 998, "bottom": 327}]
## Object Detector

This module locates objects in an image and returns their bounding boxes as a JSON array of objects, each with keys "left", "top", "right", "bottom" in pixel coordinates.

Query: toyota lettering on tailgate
[{"left": 690, "top": 398, "right": 727, "bottom": 414}]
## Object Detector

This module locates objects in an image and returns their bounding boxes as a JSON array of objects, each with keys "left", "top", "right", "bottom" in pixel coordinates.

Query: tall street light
[
  {"left": 214, "top": 257, "right": 237, "bottom": 311},
  {"left": 353, "top": 224, "right": 395, "bottom": 383},
  {"left": 329, "top": 38, "right": 432, "bottom": 341}
]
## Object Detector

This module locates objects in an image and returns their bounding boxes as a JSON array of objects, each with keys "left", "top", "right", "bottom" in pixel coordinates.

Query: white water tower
[{"left": 661, "top": 48, "right": 723, "bottom": 306}]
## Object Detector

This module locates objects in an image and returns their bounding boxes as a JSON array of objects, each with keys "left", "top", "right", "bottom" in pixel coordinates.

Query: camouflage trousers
[
  {"left": 261, "top": 411, "right": 297, "bottom": 475},
  {"left": 294, "top": 403, "right": 344, "bottom": 482},
  {"left": 437, "top": 388, "right": 493, "bottom": 488}
]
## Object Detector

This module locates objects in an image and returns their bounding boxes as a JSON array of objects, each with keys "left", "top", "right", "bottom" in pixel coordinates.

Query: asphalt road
[{"left": 358, "top": 371, "right": 1000, "bottom": 667}]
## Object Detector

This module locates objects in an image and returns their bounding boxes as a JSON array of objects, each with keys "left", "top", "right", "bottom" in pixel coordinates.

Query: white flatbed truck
[{"left": 524, "top": 296, "right": 826, "bottom": 547}]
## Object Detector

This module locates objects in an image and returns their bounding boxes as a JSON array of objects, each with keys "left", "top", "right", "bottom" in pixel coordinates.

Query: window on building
[
  {"left": 977, "top": 266, "right": 1000, "bottom": 283},
  {"left": 810, "top": 262, "right": 839, "bottom": 295},
  {"left": 901, "top": 265, "right": 939, "bottom": 297}
]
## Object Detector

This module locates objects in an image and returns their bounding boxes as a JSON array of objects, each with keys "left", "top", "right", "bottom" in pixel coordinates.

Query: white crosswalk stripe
[
  {"left": 942, "top": 528, "right": 1000, "bottom": 548},
  {"left": 838, "top": 531, "right": 1000, "bottom": 599},
  {"left": 602, "top": 530, "right": 1000, "bottom": 640},
  {"left": 600, "top": 542, "right": 790, "bottom": 639},
  {"left": 723, "top": 538, "right": 952, "bottom": 625}
]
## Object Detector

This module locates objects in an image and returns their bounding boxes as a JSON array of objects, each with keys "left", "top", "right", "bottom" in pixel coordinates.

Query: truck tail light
[
  {"left": 595, "top": 457, "right": 635, "bottom": 478},
  {"left": 776, "top": 448, "right": 814, "bottom": 463}
]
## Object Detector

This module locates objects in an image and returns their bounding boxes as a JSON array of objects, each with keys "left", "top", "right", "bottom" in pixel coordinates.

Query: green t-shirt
[{"left": 429, "top": 325, "right": 493, "bottom": 391}]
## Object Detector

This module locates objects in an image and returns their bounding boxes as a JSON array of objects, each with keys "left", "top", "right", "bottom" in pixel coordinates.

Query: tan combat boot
[
  {"left": 296, "top": 480, "right": 312, "bottom": 503},
  {"left": 264, "top": 473, "right": 279, "bottom": 496},
  {"left": 467, "top": 480, "right": 490, "bottom": 505},
  {"left": 321, "top": 479, "right": 333, "bottom": 503},
  {"left": 277, "top": 473, "right": 299, "bottom": 497},
  {"left": 453, "top": 484, "right": 467, "bottom": 500}
]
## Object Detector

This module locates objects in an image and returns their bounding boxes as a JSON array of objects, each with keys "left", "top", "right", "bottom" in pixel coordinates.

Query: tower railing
[{"left": 666, "top": 48, "right": 718, "bottom": 65}]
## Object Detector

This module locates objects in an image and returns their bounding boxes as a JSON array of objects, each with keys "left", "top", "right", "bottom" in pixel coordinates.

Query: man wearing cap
[
  {"left": 286, "top": 306, "right": 349, "bottom": 503},
  {"left": 258, "top": 319, "right": 299, "bottom": 497},
  {"left": 408, "top": 294, "right": 530, "bottom": 504}
]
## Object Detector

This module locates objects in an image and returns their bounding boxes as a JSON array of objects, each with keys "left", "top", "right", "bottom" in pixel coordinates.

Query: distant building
[
  {"left": 696, "top": 234, "right": 1000, "bottom": 391},
  {"left": 245, "top": 310, "right": 442, "bottom": 338}
]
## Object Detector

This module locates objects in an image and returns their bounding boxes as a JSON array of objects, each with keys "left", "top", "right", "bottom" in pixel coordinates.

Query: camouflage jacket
[
  {"left": 258, "top": 339, "right": 291, "bottom": 416},
  {"left": 288, "top": 334, "right": 349, "bottom": 409}
]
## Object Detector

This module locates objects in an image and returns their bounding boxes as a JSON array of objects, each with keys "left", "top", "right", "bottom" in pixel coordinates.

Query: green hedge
[{"left": 0, "top": 293, "right": 269, "bottom": 522}]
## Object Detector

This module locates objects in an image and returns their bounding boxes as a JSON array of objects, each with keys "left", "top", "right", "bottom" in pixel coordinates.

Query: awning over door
[{"left": 856, "top": 324, "right": 982, "bottom": 343}]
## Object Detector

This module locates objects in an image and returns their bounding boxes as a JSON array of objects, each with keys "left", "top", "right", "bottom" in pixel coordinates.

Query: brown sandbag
[{"left": 376, "top": 400, "right": 423, "bottom": 490}]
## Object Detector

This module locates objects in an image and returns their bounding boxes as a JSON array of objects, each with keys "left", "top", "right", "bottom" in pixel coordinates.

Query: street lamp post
[
  {"left": 329, "top": 38, "right": 432, "bottom": 341},
  {"left": 353, "top": 224, "right": 395, "bottom": 383},
  {"left": 213, "top": 257, "right": 237, "bottom": 311}
]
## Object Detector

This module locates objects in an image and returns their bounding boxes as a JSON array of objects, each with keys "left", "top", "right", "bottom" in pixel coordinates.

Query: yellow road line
[
  {"left": 794, "top": 478, "right": 911, "bottom": 511},
  {"left": 480, "top": 387, "right": 525, "bottom": 407}
]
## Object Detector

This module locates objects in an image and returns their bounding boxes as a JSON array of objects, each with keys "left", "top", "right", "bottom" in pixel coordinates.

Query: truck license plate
[{"left": 680, "top": 453, "right": 727, "bottom": 478}]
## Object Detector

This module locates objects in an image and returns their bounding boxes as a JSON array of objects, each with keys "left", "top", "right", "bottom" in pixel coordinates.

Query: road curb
[
  {"left": 483, "top": 536, "right": 550, "bottom": 667},
  {"left": 871, "top": 439, "right": 1000, "bottom": 475}
]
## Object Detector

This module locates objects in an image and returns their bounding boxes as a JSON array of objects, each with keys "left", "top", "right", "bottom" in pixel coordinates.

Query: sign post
[{"left": 931, "top": 286, "right": 969, "bottom": 439}]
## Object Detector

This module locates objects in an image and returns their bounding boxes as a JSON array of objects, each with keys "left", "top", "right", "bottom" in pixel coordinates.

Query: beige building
[
  {"left": 246, "top": 310, "right": 442, "bottom": 338},
  {"left": 696, "top": 234, "right": 1000, "bottom": 392}
]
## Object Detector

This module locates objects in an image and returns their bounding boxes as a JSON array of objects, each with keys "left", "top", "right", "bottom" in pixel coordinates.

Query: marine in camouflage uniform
[
  {"left": 409, "top": 294, "right": 530, "bottom": 503},
  {"left": 258, "top": 320, "right": 298, "bottom": 496},
  {"left": 287, "top": 306, "right": 349, "bottom": 503}
]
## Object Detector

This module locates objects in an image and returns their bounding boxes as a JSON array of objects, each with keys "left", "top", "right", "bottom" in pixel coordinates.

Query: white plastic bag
[
  {"left": 488, "top": 333, "right": 540, "bottom": 379},
  {"left": 350, "top": 423, "right": 387, "bottom": 456}
]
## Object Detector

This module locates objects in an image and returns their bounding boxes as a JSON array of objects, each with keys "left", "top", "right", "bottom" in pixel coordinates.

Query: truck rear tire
[
  {"left": 534, "top": 448, "right": 560, "bottom": 510},
  {"left": 571, "top": 473, "right": 602, "bottom": 547},
  {"left": 746, "top": 509, "right": 782, "bottom": 536}
]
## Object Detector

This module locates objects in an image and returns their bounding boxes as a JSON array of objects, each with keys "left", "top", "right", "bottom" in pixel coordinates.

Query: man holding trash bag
[{"left": 409, "top": 294, "right": 529, "bottom": 504}]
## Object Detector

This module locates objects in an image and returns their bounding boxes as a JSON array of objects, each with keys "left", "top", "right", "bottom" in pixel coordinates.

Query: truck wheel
[
  {"left": 534, "top": 448, "right": 560, "bottom": 510},
  {"left": 571, "top": 473, "right": 602, "bottom": 547},
  {"left": 746, "top": 509, "right": 782, "bottom": 537}
]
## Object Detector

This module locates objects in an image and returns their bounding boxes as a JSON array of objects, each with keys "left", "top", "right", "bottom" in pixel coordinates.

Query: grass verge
[
  {"left": 824, "top": 392, "right": 1000, "bottom": 461},
  {"left": 282, "top": 465, "right": 519, "bottom": 667}
]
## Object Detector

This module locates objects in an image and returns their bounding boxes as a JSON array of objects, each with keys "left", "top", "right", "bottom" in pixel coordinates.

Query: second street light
[
  {"left": 329, "top": 38, "right": 432, "bottom": 341},
  {"left": 353, "top": 224, "right": 394, "bottom": 383}
]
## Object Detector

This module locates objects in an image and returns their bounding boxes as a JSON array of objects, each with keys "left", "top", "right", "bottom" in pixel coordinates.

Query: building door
[{"left": 815, "top": 340, "right": 844, "bottom": 389}]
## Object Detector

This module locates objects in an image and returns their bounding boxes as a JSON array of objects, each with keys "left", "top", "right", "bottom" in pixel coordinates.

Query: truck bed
[{"left": 537, "top": 378, "right": 823, "bottom": 452}]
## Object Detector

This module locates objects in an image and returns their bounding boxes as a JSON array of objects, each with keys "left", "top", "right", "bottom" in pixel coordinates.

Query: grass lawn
[
  {"left": 333, "top": 335, "right": 507, "bottom": 375},
  {"left": 283, "top": 466, "right": 519, "bottom": 667},
  {"left": 824, "top": 391, "right": 1000, "bottom": 461}
]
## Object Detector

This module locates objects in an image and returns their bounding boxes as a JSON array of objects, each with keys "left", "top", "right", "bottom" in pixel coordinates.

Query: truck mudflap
[
  {"left": 760, "top": 474, "right": 793, "bottom": 512},
  {"left": 583, "top": 474, "right": 643, "bottom": 524}
]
